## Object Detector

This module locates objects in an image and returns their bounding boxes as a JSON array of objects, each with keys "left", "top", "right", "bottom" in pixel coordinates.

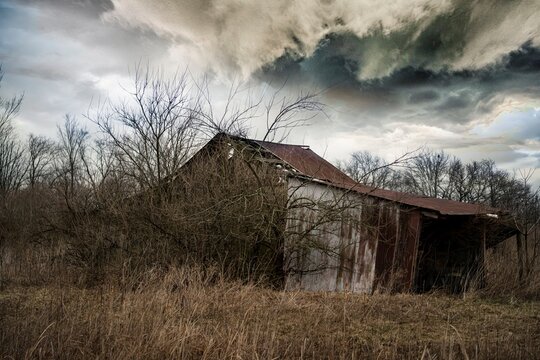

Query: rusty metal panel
[
  {"left": 254, "top": 139, "right": 358, "bottom": 189},
  {"left": 283, "top": 178, "right": 423, "bottom": 294},
  {"left": 392, "top": 210, "right": 422, "bottom": 291},
  {"left": 373, "top": 207, "right": 422, "bottom": 292},
  {"left": 374, "top": 203, "right": 399, "bottom": 290},
  {"left": 284, "top": 179, "right": 345, "bottom": 292},
  {"left": 351, "top": 198, "right": 379, "bottom": 293},
  {"left": 406, "top": 211, "right": 422, "bottom": 289}
]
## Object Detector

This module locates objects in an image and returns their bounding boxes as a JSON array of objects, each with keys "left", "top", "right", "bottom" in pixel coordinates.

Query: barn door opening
[{"left": 414, "top": 216, "right": 481, "bottom": 293}]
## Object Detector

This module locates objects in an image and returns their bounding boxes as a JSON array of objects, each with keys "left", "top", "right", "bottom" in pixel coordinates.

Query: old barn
[{"left": 181, "top": 133, "right": 518, "bottom": 293}]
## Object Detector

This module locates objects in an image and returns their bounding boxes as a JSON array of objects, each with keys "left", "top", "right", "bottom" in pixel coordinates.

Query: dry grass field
[{"left": 1, "top": 267, "right": 539, "bottom": 360}]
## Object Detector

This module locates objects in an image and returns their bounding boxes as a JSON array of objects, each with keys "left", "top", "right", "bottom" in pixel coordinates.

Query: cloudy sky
[{"left": 2, "top": 0, "right": 540, "bottom": 177}]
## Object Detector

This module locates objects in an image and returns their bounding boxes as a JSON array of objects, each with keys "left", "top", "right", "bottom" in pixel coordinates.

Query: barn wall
[
  {"left": 373, "top": 203, "right": 399, "bottom": 289},
  {"left": 396, "top": 210, "right": 422, "bottom": 291},
  {"left": 283, "top": 178, "right": 378, "bottom": 293},
  {"left": 373, "top": 206, "right": 422, "bottom": 292}
]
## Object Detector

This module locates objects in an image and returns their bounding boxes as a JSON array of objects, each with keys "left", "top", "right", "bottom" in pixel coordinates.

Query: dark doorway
[{"left": 414, "top": 216, "right": 482, "bottom": 293}]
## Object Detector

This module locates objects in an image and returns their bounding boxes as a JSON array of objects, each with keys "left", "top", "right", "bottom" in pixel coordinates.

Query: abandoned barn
[{"left": 180, "top": 133, "right": 518, "bottom": 293}]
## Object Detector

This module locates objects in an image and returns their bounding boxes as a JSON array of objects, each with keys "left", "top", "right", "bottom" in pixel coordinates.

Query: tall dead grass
[
  {"left": 1, "top": 266, "right": 539, "bottom": 360},
  {"left": 484, "top": 237, "right": 540, "bottom": 299}
]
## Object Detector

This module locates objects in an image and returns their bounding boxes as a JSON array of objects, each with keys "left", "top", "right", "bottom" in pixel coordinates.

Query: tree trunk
[
  {"left": 478, "top": 223, "right": 486, "bottom": 288},
  {"left": 516, "top": 232, "right": 524, "bottom": 284},
  {"left": 524, "top": 231, "right": 530, "bottom": 278}
]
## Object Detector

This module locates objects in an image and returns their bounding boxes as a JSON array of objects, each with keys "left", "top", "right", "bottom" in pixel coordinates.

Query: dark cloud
[
  {"left": 505, "top": 42, "right": 540, "bottom": 73},
  {"left": 434, "top": 91, "right": 472, "bottom": 111},
  {"left": 258, "top": 30, "right": 540, "bottom": 129},
  {"left": 240, "top": 0, "right": 539, "bottom": 131},
  {"left": 408, "top": 90, "right": 439, "bottom": 104}
]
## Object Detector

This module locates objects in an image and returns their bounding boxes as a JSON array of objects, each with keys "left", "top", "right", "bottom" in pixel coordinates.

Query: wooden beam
[
  {"left": 409, "top": 212, "right": 423, "bottom": 292},
  {"left": 479, "top": 221, "right": 487, "bottom": 288}
]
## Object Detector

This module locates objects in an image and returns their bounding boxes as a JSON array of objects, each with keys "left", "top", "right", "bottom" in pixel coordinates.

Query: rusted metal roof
[
  {"left": 252, "top": 138, "right": 501, "bottom": 216},
  {"left": 253, "top": 139, "right": 358, "bottom": 188}
]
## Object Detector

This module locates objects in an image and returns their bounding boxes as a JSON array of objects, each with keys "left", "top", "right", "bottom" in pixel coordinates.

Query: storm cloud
[
  {"left": 258, "top": 26, "right": 540, "bottom": 126},
  {"left": 101, "top": 0, "right": 540, "bottom": 133},
  {"left": 103, "top": 0, "right": 540, "bottom": 78}
]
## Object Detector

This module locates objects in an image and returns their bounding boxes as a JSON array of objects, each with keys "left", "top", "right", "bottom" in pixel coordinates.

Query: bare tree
[
  {"left": 446, "top": 158, "right": 467, "bottom": 201},
  {"left": 337, "top": 150, "right": 415, "bottom": 190},
  {"left": 89, "top": 65, "right": 199, "bottom": 196},
  {"left": 55, "top": 115, "right": 89, "bottom": 198},
  {"left": 192, "top": 76, "right": 258, "bottom": 138},
  {"left": 0, "top": 66, "right": 26, "bottom": 196},
  {"left": 509, "top": 169, "right": 540, "bottom": 282},
  {"left": 337, "top": 151, "right": 393, "bottom": 188},
  {"left": 262, "top": 88, "right": 324, "bottom": 143},
  {"left": 402, "top": 150, "right": 451, "bottom": 198},
  {"left": 27, "top": 134, "right": 56, "bottom": 188},
  {"left": 81, "top": 139, "right": 120, "bottom": 190},
  {"left": 192, "top": 78, "right": 324, "bottom": 143}
]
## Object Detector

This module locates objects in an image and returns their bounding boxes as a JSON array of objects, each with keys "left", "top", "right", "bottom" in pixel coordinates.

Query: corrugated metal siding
[
  {"left": 374, "top": 204, "right": 399, "bottom": 290},
  {"left": 351, "top": 198, "right": 379, "bottom": 292},
  {"left": 284, "top": 178, "right": 424, "bottom": 293},
  {"left": 393, "top": 210, "right": 422, "bottom": 291},
  {"left": 373, "top": 206, "right": 422, "bottom": 292},
  {"left": 284, "top": 178, "right": 377, "bottom": 293}
]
